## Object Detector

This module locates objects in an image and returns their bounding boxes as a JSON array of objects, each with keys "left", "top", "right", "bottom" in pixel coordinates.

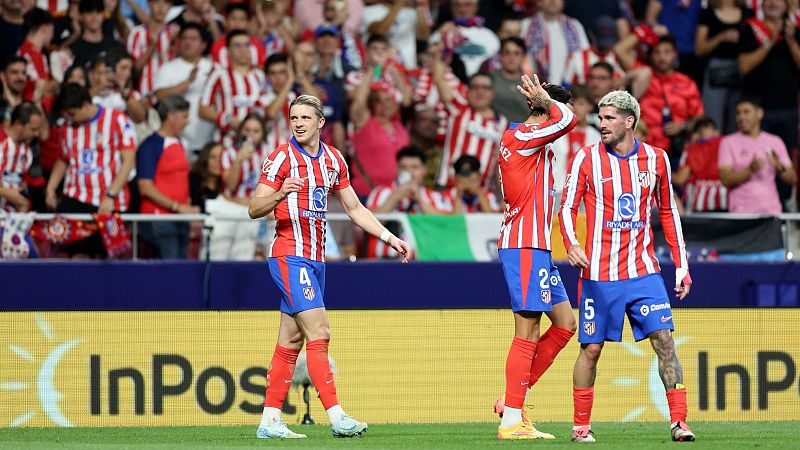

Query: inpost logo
[{"left": 2, "top": 315, "right": 80, "bottom": 427}]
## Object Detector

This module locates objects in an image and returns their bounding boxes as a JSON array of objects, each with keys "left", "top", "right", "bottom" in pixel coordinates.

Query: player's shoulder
[
  {"left": 641, "top": 141, "right": 668, "bottom": 157},
  {"left": 323, "top": 144, "right": 348, "bottom": 162}
]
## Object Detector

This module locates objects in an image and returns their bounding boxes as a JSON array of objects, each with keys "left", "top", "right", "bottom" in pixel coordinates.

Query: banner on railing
[{"left": 2, "top": 309, "right": 798, "bottom": 427}]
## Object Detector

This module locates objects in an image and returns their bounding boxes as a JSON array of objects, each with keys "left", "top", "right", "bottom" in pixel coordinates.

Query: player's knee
[
  {"left": 581, "top": 344, "right": 603, "bottom": 363},
  {"left": 307, "top": 326, "right": 330, "bottom": 342}
]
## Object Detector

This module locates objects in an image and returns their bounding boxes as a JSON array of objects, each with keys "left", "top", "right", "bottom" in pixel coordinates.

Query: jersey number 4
[{"left": 299, "top": 267, "right": 312, "bottom": 287}]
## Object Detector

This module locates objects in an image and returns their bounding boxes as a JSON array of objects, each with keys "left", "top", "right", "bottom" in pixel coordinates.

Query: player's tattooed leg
[{"left": 649, "top": 329, "right": 684, "bottom": 388}]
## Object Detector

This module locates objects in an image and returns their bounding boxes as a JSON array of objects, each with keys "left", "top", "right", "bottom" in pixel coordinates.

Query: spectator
[
  {"left": 136, "top": 95, "right": 199, "bottom": 259},
  {"left": 479, "top": 13, "right": 533, "bottom": 75},
  {"left": 70, "top": 0, "right": 124, "bottom": 67},
  {"left": 408, "top": 104, "right": 442, "bottom": 188},
  {"left": 321, "top": 0, "right": 363, "bottom": 71},
  {"left": 103, "top": 0, "right": 131, "bottom": 42},
  {"left": 673, "top": 117, "right": 728, "bottom": 212},
  {"left": 1, "top": 56, "right": 29, "bottom": 112},
  {"left": 564, "top": 0, "right": 630, "bottom": 39},
  {"left": 0, "top": 102, "right": 43, "bottom": 212},
  {"left": 563, "top": 15, "right": 624, "bottom": 87},
  {"left": 638, "top": 35, "right": 704, "bottom": 159},
  {"left": 349, "top": 74, "right": 410, "bottom": 198},
  {"left": 490, "top": 37, "right": 530, "bottom": 123},
  {"left": 522, "top": 0, "right": 589, "bottom": 85},
  {"left": 294, "top": 40, "right": 346, "bottom": 149},
  {"left": 45, "top": 83, "right": 137, "bottom": 257},
  {"left": 446, "top": 154, "right": 501, "bottom": 214},
  {"left": 254, "top": 0, "right": 297, "bottom": 58},
  {"left": 210, "top": 3, "right": 267, "bottom": 69},
  {"left": 344, "top": 34, "right": 412, "bottom": 107},
  {"left": 127, "top": 0, "right": 176, "bottom": 97},
  {"left": 561, "top": 85, "right": 601, "bottom": 174},
  {"left": 646, "top": 0, "right": 704, "bottom": 85},
  {"left": 431, "top": 52, "right": 507, "bottom": 188},
  {"left": 189, "top": 141, "right": 221, "bottom": 213},
  {"left": 18, "top": 8, "right": 58, "bottom": 102},
  {"left": 412, "top": 41, "right": 467, "bottom": 144},
  {"left": 694, "top": 0, "right": 752, "bottom": 134},
  {"left": 362, "top": 0, "right": 431, "bottom": 69},
  {"left": 199, "top": 29, "right": 269, "bottom": 146},
  {"left": 89, "top": 51, "right": 148, "bottom": 124},
  {"left": 0, "top": 0, "right": 27, "bottom": 62},
  {"left": 39, "top": 64, "right": 88, "bottom": 179},
  {"left": 207, "top": 113, "right": 269, "bottom": 260},
  {"left": 263, "top": 53, "right": 295, "bottom": 148},
  {"left": 365, "top": 145, "right": 449, "bottom": 257},
  {"left": 170, "top": 0, "right": 223, "bottom": 42},
  {"left": 718, "top": 97, "right": 796, "bottom": 214},
  {"left": 313, "top": 20, "right": 357, "bottom": 80},
  {"left": 738, "top": 0, "right": 800, "bottom": 152},
  {"left": 430, "top": 0, "right": 500, "bottom": 77},
  {"left": 294, "top": 0, "right": 363, "bottom": 38},
  {"left": 154, "top": 22, "right": 215, "bottom": 162}
]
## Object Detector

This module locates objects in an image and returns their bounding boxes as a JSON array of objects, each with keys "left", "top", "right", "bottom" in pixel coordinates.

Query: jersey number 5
[{"left": 584, "top": 298, "right": 595, "bottom": 320}]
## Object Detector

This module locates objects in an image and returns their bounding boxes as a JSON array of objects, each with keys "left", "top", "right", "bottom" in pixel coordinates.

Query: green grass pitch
[{"left": 0, "top": 422, "right": 797, "bottom": 449}]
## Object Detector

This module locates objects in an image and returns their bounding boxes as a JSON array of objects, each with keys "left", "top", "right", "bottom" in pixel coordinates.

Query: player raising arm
[
  {"left": 559, "top": 90, "right": 695, "bottom": 443},
  {"left": 495, "top": 74, "right": 578, "bottom": 440},
  {"left": 249, "top": 94, "right": 410, "bottom": 440}
]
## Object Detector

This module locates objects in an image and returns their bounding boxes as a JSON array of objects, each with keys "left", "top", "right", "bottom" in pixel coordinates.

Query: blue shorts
[
  {"left": 268, "top": 256, "right": 326, "bottom": 315},
  {"left": 577, "top": 273, "right": 674, "bottom": 343},
  {"left": 499, "top": 248, "right": 569, "bottom": 313}
]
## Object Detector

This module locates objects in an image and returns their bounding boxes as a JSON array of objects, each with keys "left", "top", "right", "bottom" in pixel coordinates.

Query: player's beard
[{"left": 601, "top": 128, "right": 625, "bottom": 148}]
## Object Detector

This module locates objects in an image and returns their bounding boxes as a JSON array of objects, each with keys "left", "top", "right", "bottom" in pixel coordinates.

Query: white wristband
[{"left": 380, "top": 229, "right": 393, "bottom": 244}]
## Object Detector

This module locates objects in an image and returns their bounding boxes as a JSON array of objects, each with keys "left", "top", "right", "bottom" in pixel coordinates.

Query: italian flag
[{"left": 405, "top": 214, "right": 586, "bottom": 261}]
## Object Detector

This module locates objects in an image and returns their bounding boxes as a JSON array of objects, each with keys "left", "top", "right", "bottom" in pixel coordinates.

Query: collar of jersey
[
  {"left": 289, "top": 136, "right": 323, "bottom": 160},
  {"left": 603, "top": 138, "right": 640, "bottom": 160},
  {"left": 88, "top": 106, "right": 103, "bottom": 124}
]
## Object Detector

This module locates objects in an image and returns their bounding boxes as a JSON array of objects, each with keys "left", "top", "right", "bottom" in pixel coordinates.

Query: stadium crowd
[{"left": 0, "top": 0, "right": 798, "bottom": 259}]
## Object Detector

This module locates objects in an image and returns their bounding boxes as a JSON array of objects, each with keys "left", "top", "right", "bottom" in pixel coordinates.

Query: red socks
[
  {"left": 573, "top": 387, "right": 594, "bottom": 426},
  {"left": 306, "top": 339, "right": 339, "bottom": 409},
  {"left": 504, "top": 337, "right": 538, "bottom": 408},
  {"left": 529, "top": 326, "right": 575, "bottom": 385},
  {"left": 666, "top": 386, "right": 688, "bottom": 423},
  {"left": 264, "top": 344, "right": 300, "bottom": 408}
]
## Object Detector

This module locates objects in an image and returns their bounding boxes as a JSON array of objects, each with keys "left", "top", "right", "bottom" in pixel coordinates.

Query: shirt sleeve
[
  {"left": 113, "top": 112, "right": 137, "bottom": 151},
  {"left": 773, "top": 136, "right": 792, "bottom": 166},
  {"left": 739, "top": 22, "right": 759, "bottom": 53},
  {"left": 259, "top": 146, "right": 290, "bottom": 190},
  {"left": 332, "top": 149, "right": 351, "bottom": 190},
  {"left": 717, "top": 136, "right": 734, "bottom": 168},
  {"left": 655, "top": 149, "right": 688, "bottom": 271},
  {"left": 136, "top": 135, "right": 161, "bottom": 180},
  {"left": 511, "top": 102, "right": 577, "bottom": 154},
  {"left": 559, "top": 148, "right": 588, "bottom": 249}
]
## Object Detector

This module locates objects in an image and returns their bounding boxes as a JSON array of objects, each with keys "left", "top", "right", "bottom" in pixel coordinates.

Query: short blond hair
[
  {"left": 598, "top": 90, "right": 641, "bottom": 131},
  {"left": 290, "top": 94, "right": 324, "bottom": 119}
]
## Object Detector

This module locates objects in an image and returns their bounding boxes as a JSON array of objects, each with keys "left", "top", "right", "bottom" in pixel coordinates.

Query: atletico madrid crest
[
  {"left": 303, "top": 287, "right": 315, "bottom": 300},
  {"left": 638, "top": 171, "right": 653, "bottom": 188},
  {"left": 541, "top": 290, "right": 551, "bottom": 304},
  {"left": 583, "top": 321, "right": 596, "bottom": 336}
]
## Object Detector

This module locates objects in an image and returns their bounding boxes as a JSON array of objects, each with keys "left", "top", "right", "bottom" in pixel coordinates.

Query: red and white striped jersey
[
  {"left": 411, "top": 68, "right": 467, "bottom": 142},
  {"left": 438, "top": 98, "right": 509, "bottom": 188},
  {"left": 263, "top": 89, "right": 296, "bottom": 150},
  {"left": 17, "top": 40, "right": 49, "bottom": 84},
  {"left": 259, "top": 137, "right": 350, "bottom": 262},
  {"left": 497, "top": 102, "right": 576, "bottom": 250},
  {"left": 61, "top": 107, "right": 137, "bottom": 210},
  {"left": 677, "top": 136, "right": 727, "bottom": 212},
  {"left": 210, "top": 36, "right": 267, "bottom": 70},
  {"left": 559, "top": 140, "right": 688, "bottom": 281},
  {"left": 0, "top": 135, "right": 32, "bottom": 210},
  {"left": 200, "top": 66, "right": 269, "bottom": 139},
  {"left": 127, "top": 24, "right": 175, "bottom": 96},
  {"left": 364, "top": 182, "right": 452, "bottom": 258},
  {"left": 220, "top": 143, "right": 272, "bottom": 199},
  {"left": 562, "top": 48, "right": 623, "bottom": 86}
]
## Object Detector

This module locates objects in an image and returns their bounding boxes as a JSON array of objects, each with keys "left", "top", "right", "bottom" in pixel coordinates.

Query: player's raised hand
[
  {"left": 389, "top": 236, "right": 412, "bottom": 263},
  {"left": 567, "top": 244, "right": 590, "bottom": 269},
  {"left": 674, "top": 267, "right": 692, "bottom": 300},
  {"left": 279, "top": 177, "right": 305, "bottom": 199},
  {"left": 516, "top": 74, "right": 552, "bottom": 110}
]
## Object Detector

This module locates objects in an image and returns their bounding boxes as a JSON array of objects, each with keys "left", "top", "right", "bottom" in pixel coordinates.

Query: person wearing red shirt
[
  {"left": 0, "top": 103, "right": 43, "bottom": 212},
  {"left": 127, "top": 0, "right": 176, "bottom": 98},
  {"left": 137, "top": 96, "right": 199, "bottom": 259},
  {"left": 672, "top": 117, "right": 728, "bottom": 212},
  {"left": 18, "top": 8, "right": 59, "bottom": 102},
  {"left": 638, "top": 35, "right": 704, "bottom": 159},
  {"left": 209, "top": 3, "right": 266, "bottom": 69}
]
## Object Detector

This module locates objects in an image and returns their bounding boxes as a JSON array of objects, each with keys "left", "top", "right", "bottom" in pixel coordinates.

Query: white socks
[
  {"left": 326, "top": 404, "right": 346, "bottom": 424},
  {"left": 500, "top": 406, "right": 522, "bottom": 428},
  {"left": 259, "top": 407, "right": 282, "bottom": 427}
]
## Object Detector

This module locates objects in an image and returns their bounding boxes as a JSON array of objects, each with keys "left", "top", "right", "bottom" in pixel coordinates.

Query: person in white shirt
[
  {"left": 153, "top": 22, "right": 215, "bottom": 162},
  {"left": 522, "top": 0, "right": 589, "bottom": 86},
  {"left": 428, "top": 0, "right": 499, "bottom": 77},
  {"left": 362, "top": 0, "right": 431, "bottom": 69}
]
